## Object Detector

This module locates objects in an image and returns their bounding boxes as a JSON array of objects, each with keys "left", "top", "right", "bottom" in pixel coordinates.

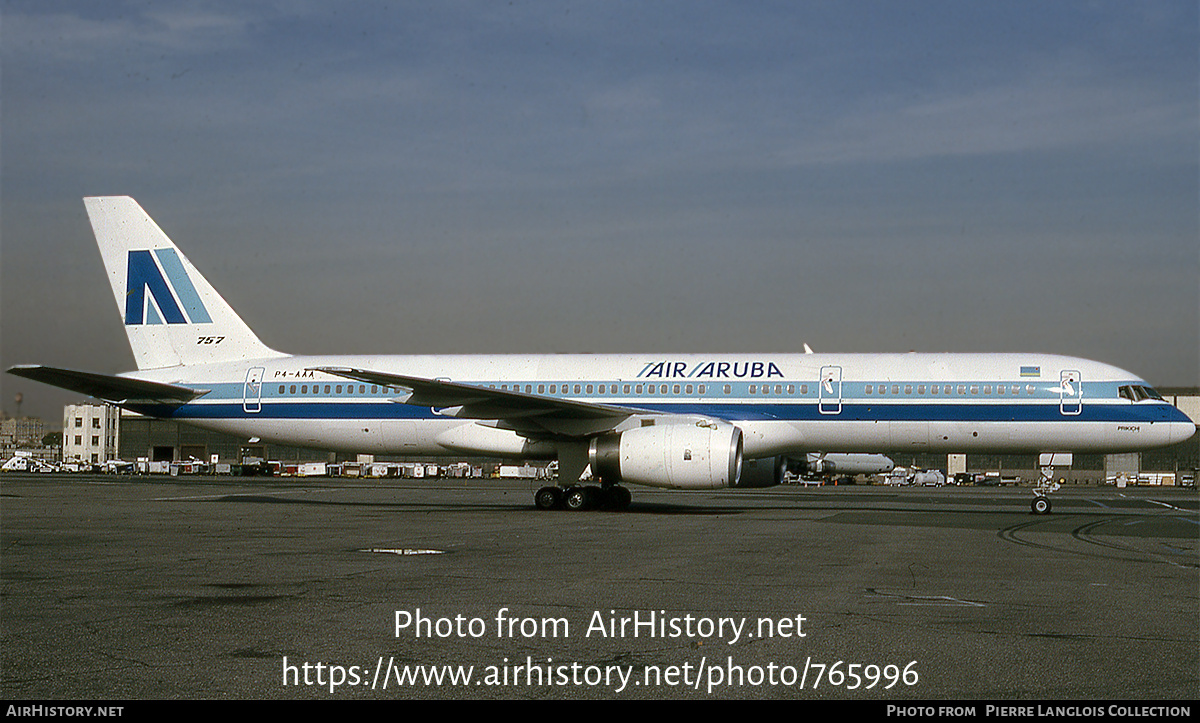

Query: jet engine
[
  {"left": 589, "top": 422, "right": 742, "bottom": 489},
  {"left": 733, "top": 455, "right": 786, "bottom": 488}
]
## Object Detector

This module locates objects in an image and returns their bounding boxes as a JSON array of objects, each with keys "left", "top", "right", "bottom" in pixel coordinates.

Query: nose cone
[
  {"left": 1171, "top": 417, "right": 1197, "bottom": 445},
  {"left": 1164, "top": 405, "right": 1197, "bottom": 445}
]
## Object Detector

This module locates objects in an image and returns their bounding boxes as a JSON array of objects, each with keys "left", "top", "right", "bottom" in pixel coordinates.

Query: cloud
[
  {"left": 780, "top": 65, "right": 1195, "bottom": 166},
  {"left": 2, "top": 4, "right": 254, "bottom": 62}
]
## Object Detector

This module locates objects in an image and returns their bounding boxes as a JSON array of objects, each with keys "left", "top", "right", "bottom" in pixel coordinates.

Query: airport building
[
  {"left": 117, "top": 409, "right": 332, "bottom": 465},
  {"left": 0, "top": 412, "right": 47, "bottom": 449},
  {"left": 62, "top": 403, "right": 120, "bottom": 464},
  {"left": 0, "top": 411, "right": 55, "bottom": 462}
]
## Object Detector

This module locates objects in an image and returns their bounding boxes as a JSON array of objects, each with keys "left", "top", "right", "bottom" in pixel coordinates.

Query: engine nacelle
[
  {"left": 589, "top": 422, "right": 742, "bottom": 489},
  {"left": 733, "top": 455, "right": 786, "bottom": 488}
]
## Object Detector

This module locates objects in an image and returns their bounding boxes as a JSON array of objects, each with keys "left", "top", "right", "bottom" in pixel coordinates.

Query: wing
[
  {"left": 7, "top": 365, "right": 207, "bottom": 404},
  {"left": 309, "top": 366, "right": 647, "bottom": 437}
]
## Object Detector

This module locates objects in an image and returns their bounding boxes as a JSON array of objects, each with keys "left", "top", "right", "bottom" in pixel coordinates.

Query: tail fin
[{"left": 84, "top": 196, "right": 286, "bottom": 369}]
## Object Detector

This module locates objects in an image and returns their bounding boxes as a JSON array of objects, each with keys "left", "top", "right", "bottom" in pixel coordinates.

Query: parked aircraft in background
[
  {"left": 8, "top": 197, "right": 1195, "bottom": 513},
  {"left": 790, "top": 453, "right": 895, "bottom": 484}
]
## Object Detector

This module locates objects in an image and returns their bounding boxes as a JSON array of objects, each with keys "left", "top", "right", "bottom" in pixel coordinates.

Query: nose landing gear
[{"left": 1031, "top": 453, "right": 1069, "bottom": 515}]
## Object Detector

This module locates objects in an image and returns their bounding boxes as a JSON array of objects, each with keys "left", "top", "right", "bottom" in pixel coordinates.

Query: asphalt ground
[{"left": 1, "top": 474, "right": 1196, "bottom": 700}]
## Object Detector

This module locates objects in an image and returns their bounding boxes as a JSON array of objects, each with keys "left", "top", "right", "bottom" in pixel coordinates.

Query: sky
[{"left": 2, "top": 1, "right": 1197, "bottom": 422}]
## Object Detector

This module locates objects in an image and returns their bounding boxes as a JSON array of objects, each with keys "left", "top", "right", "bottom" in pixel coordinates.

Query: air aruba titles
[{"left": 638, "top": 361, "right": 786, "bottom": 379}]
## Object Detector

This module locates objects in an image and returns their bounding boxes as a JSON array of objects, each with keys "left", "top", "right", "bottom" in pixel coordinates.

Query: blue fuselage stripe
[{"left": 130, "top": 400, "right": 1190, "bottom": 425}]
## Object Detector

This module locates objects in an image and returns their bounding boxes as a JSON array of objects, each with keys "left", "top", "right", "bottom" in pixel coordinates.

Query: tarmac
[{"left": 1, "top": 474, "right": 1196, "bottom": 700}]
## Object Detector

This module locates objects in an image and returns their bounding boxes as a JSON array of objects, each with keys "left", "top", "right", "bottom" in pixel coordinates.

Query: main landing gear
[{"left": 534, "top": 483, "right": 632, "bottom": 511}]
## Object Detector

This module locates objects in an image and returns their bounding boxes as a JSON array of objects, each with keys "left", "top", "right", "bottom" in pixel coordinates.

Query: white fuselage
[{"left": 123, "top": 351, "right": 1196, "bottom": 460}]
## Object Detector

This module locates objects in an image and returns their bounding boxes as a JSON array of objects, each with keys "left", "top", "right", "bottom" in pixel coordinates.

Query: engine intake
[{"left": 589, "top": 422, "right": 742, "bottom": 489}]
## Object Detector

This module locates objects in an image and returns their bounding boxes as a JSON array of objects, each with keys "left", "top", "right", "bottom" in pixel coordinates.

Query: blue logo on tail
[{"left": 125, "top": 249, "right": 211, "bottom": 325}]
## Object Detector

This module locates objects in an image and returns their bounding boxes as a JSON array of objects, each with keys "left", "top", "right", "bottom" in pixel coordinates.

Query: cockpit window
[{"left": 1120, "top": 385, "right": 1164, "bottom": 402}]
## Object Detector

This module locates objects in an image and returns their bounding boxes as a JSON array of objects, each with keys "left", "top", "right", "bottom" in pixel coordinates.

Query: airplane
[
  {"left": 790, "top": 452, "right": 895, "bottom": 484},
  {"left": 7, "top": 197, "right": 1196, "bottom": 514}
]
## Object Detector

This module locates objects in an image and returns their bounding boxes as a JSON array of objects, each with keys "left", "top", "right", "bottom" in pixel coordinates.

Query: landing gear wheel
[
  {"left": 534, "top": 486, "right": 562, "bottom": 510},
  {"left": 1031, "top": 496, "right": 1052, "bottom": 515},
  {"left": 564, "top": 486, "right": 591, "bottom": 511}
]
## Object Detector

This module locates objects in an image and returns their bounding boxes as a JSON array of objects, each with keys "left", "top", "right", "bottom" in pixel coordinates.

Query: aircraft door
[
  {"left": 1059, "top": 369, "right": 1081, "bottom": 416},
  {"left": 243, "top": 367, "right": 265, "bottom": 413},
  {"left": 819, "top": 366, "right": 842, "bottom": 414}
]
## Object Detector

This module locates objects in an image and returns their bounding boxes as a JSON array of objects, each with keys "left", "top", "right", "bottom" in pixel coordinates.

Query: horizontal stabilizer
[{"left": 7, "top": 365, "right": 206, "bottom": 404}]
